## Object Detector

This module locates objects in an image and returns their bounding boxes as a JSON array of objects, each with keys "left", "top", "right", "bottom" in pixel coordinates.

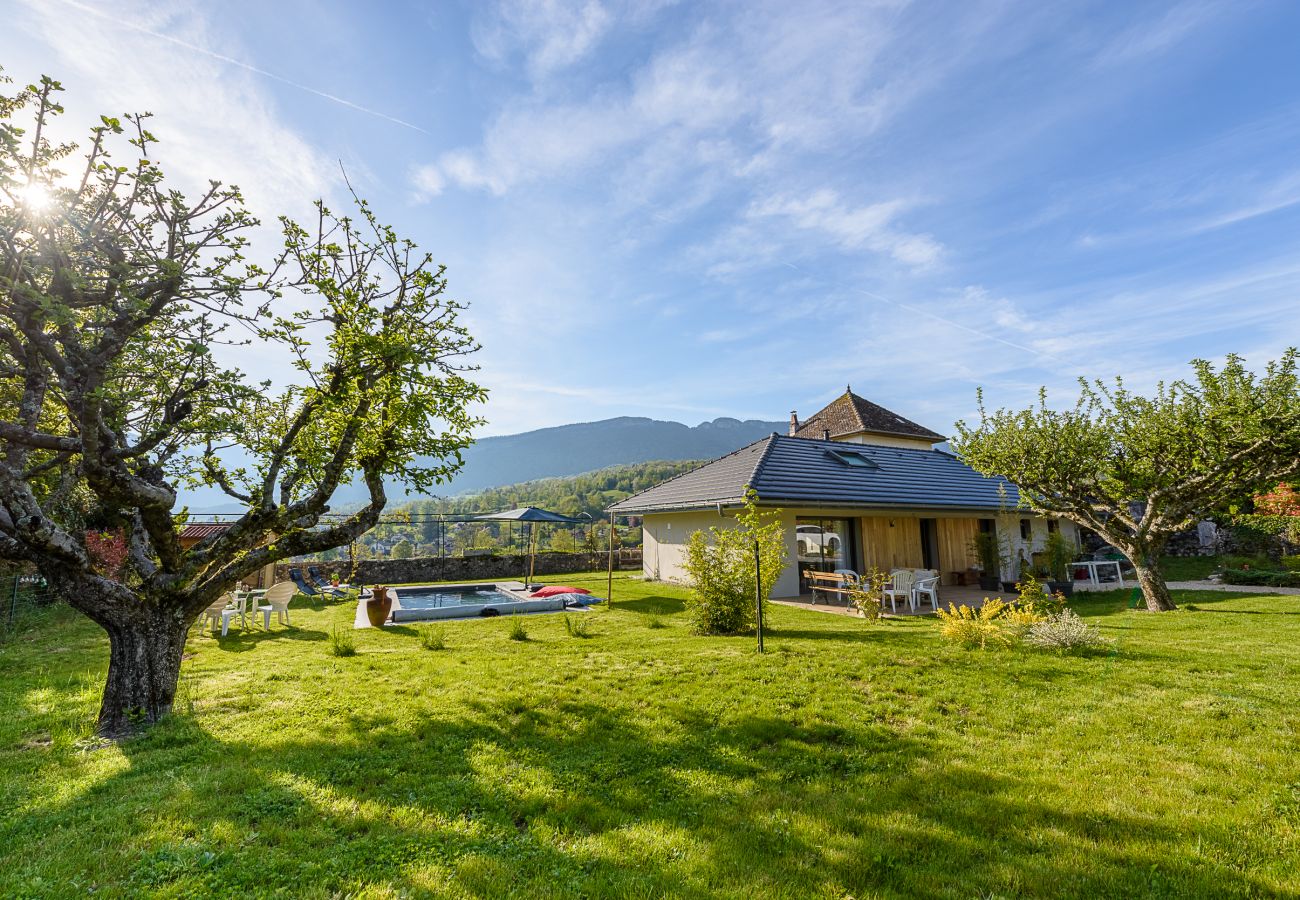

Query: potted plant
[
  {"left": 1003, "top": 553, "right": 1028, "bottom": 594},
  {"left": 365, "top": 585, "right": 393, "bottom": 627},
  {"left": 970, "top": 531, "right": 1003, "bottom": 592},
  {"left": 1044, "top": 530, "right": 1075, "bottom": 597}
]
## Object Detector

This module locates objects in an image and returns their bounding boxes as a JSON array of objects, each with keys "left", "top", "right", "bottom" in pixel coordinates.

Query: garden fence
[{"left": 2, "top": 573, "right": 56, "bottom": 637}]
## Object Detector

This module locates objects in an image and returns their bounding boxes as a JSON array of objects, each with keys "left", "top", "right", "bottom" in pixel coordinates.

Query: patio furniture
[
  {"left": 199, "top": 592, "right": 245, "bottom": 636},
  {"left": 883, "top": 570, "right": 917, "bottom": 613},
  {"left": 1070, "top": 559, "right": 1125, "bottom": 588},
  {"left": 288, "top": 567, "right": 321, "bottom": 597},
  {"left": 258, "top": 582, "right": 298, "bottom": 629},
  {"left": 306, "top": 566, "right": 350, "bottom": 595},
  {"left": 912, "top": 574, "right": 941, "bottom": 611},
  {"left": 807, "top": 570, "right": 856, "bottom": 605}
]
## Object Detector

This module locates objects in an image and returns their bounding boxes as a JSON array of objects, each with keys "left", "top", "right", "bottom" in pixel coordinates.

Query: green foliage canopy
[
  {"left": 682, "top": 489, "right": 788, "bottom": 635},
  {"left": 954, "top": 352, "right": 1300, "bottom": 611}
]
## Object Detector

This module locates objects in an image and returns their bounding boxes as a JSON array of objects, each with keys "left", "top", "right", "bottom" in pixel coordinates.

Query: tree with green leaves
[
  {"left": 954, "top": 353, "right": 1300, "bottom": 611},
  {"left": 682, "top": 489, "right": 787, "bottom": 634},
  {"left": 0, "top": 73, "right": 484, "bottom": 735}
]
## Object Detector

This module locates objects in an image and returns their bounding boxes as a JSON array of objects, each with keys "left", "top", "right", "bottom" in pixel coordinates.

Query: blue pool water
[{"left": 395, "top": 586, "right": 518, "bottom": 610}]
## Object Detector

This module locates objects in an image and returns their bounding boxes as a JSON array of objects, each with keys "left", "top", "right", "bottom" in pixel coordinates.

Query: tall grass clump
[
  {"left": 563, "top": 615, "right": 591, "bottom": 638},
  {"left": 507, "top": 617, "right": 529, "bottom": 642},
  {"left": 328, "top": 625, "right": 357, "bottom": 657},
  {"left": 418, "top": 624, "right": 446, "bottom": 650}
]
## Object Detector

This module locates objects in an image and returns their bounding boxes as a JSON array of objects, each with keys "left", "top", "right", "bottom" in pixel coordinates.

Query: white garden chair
[
  {"left": 258, "top": 582, "right": 298, "bottom": 629},
  {"left": 912, "top": 572, "right": 941, "bottom": 612},
  {"left": 883, "top": 569, "right": 916, "bottom": 613},
  {"left": 199, "top": 592, "right": 245, "bottom": 636}
]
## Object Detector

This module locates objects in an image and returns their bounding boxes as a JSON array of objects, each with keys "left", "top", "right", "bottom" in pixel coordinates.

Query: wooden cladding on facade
[
  {"left": 856, "top": 515, "right": 981, "bottom": 585},
  {"left": 936, "top": 517, "right": 981, "bottom": 584}
]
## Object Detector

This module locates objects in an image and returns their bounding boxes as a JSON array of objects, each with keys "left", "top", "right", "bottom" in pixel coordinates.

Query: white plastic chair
[
  {"left": 883, "top": 570, "right": 916, "bottom": 613},
  {"left": 199, "top": 592, "right": 244, "bottom": 636},
  {"left": 833, "top": 569, "right": 860, "bottom": 588},
  {"left": 258, "top": 582, "right": 298, "bottom": 629},
  {"left": 912, "top": 573, "right": 941, "bottom": 611}
]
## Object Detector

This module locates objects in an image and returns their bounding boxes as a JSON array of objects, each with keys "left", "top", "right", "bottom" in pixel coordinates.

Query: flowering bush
[
  {"left": 1025, "top": 609, "right": 1115, "bottom": 653},
  {"left": 84, "top": 530, "right": 127, "bottom": 578},
  {"left": 935, "top": 598, "right": 1018, "bottom": 649}
]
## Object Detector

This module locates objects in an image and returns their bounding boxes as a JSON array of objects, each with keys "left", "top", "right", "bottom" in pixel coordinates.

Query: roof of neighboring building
[
  {"left": 178, "top": 523, "right": 232, "bottom": 541},
  {"left": 793, "top": 388, "right": 946, "bottom": 442},
  {"left": 607, "top": 434, "right": 1018, "bottom": 514}
]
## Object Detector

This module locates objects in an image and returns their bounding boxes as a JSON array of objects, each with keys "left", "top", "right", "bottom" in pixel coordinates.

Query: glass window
[{"left": 796, "top": 517, "right": 857, "bottom": 592}]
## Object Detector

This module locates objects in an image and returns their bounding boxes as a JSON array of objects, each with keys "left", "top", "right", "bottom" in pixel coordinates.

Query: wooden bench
[{"left": 806, "top": 571, "right": 857, "bottom": 605}]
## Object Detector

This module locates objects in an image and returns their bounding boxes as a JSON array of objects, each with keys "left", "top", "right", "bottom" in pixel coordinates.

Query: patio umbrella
[{"left": 474, "top": 507, "right": 587, "bottom": 585}]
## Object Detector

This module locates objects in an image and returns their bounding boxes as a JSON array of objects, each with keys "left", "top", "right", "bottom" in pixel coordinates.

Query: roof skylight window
[{"left": 827, "top": 448, "right": 879, "bottom": 469}]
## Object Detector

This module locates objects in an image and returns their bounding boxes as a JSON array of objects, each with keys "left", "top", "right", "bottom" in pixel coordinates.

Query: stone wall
[{"left": 274, "top": 550, "right": 642, "bottom": 586}]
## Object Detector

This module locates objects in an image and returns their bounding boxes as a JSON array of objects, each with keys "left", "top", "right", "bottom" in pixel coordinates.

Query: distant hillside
[
  {"left": 182, "top": 415, "right": 782, "bottom": 512},
  {"left": 425, "top": 415, "right": 783, "bottom": 497},
  {"left": 398, "top": 459, "right": 706, "bottom": 523}
]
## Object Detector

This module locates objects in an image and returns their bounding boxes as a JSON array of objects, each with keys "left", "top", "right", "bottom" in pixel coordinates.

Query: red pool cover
[{"left": 530, "top": 585, "right": 591, "bottom": 597}]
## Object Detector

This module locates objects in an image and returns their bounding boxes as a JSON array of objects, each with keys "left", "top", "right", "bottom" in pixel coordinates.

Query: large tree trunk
[
  {"left": 96, "top": 604, "right": 192, "bottom": 738},
  {"left": 1131, "top": 552, "right": 1177, "bottom": 612}
]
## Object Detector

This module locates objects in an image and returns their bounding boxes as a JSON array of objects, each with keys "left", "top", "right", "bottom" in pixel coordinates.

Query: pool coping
[{"left": 354, "top": 581, "right": 572, "bottom": 628}]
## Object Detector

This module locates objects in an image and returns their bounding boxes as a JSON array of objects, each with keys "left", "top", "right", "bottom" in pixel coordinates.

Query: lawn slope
[{"left": 1, "top": 577, "right": 1297, "bottom": 898}]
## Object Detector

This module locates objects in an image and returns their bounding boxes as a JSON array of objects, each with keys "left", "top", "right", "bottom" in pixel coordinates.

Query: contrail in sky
[{"left": 54, "top": 0, "right": 430, "bottom": 134}]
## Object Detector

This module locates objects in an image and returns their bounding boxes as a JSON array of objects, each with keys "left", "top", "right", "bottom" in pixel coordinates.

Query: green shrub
[
  {"left": 1281, "top": 555, "right": 1300, "bottom": 572},
  {"left": 1015, "top": 574, "right": 1066, "bottom": 618},
  {"left": 645, "top": 616, "right": 666, "bottom": 630},
  {"left": 847, "top": 569, "right": 890, "bottom": 622},
  {"left": 507, "top": 617, "right": 529, "bottom": 641},
  {"left": 563, "top": 615, "right": 591, "bottom": 638},
  {"left": 682, "top": 490, "right": 787, "bottom": 635},
  {"left": 1220, "top": 569, "right": 1300, "bottom": 587},
  {"left": 1025, "top": 609, "right": 1115, "bottom": 653},
  {"left": 417, "top": 624, "right": 446, "bottom": 650},
  {"left": 328, "top": 625, "right": 356, "bottom": 657},
  {"left": 1043, "top": 530, "right": 1074, "bottom": 582}
]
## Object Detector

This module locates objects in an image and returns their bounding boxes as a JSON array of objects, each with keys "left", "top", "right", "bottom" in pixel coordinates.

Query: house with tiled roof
[{"left": 609, "top": 389, "right": 1076, "bottom": 598}]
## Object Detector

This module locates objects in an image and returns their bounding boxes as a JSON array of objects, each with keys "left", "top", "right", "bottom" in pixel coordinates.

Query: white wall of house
[
  {"left": 641, "top": 507, "right": 1075, "bottom": 599},
  {"left": 641, "top": 509, "right": 804, "bottom": 597},
  {"left": 832, "top": 432, "right": 939, "bottom": 450},
  {"left": 996, "top": 513, "right": 1080, "bottom": 581}
]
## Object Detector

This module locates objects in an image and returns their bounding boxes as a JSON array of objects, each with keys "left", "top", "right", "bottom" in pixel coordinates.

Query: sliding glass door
[{"left": 795, "top": 517, "right": 858, "bottom": 592}]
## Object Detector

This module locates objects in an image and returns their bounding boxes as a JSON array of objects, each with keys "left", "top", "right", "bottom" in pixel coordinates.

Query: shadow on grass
[
  {"left": 193, "top": 625, "right": 329, "bottom": 652},
  {"left": 6, "top": 685, "right": 1282, "bottom": 899},
  {"left": 613, "top": 595, "right": 686, "bottom": 616}
]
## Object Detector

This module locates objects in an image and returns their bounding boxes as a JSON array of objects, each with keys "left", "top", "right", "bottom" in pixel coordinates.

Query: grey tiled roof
[
  {"left": 608, "top": 434, "right": 1019, "bottom": 514},
  {"left": 793, "top": 389, "right": 946, "bottom": 442}
]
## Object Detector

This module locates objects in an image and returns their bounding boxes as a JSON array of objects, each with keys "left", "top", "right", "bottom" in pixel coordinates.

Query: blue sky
[{"left": 4, "top": 0, "right": 1299, "bottom": 439}]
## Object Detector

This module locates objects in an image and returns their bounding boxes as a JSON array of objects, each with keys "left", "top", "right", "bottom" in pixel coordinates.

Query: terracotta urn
[{"left": 365, "top": 586, "right": 392, "bottom": 627}]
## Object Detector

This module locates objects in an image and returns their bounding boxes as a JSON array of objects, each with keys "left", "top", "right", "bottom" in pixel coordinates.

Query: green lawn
[{"left": 1, "top": 575, "right": 1297, "bottom": 898}]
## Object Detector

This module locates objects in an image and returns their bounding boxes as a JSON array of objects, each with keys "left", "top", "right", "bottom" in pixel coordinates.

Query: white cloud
[
  {"left": 749, "top": 189, "right": 943, "bottom": 268},
  {"left": 14, "top": 0, "right": 335, "bottom": 222},
  {"left": 472, "top": 0, "right": 614, "bottom": 77},
  {"left": 410, "top": 163, "right": 446, "bottom": 199},
  {"left": 1092, "top": 1, "right": 1222, "bottom": 67}
]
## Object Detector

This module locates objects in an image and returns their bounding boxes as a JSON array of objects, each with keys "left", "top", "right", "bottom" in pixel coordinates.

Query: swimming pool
[
  {"left": 387, "top": 582, "right": 569, "bottom": 623},
  {"left": 395, "top": 586, "right": 516, "bottom": 609}
]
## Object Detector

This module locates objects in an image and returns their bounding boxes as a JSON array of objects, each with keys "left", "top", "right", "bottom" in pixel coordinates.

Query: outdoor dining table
[{"left": 1071, "top": 560, "right": 1125, "bottom": 588}]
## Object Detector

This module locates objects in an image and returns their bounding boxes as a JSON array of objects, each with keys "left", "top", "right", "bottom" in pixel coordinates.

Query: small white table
[{"left": 1071, "top": 560, "right": 1125, "bottom": 588}]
